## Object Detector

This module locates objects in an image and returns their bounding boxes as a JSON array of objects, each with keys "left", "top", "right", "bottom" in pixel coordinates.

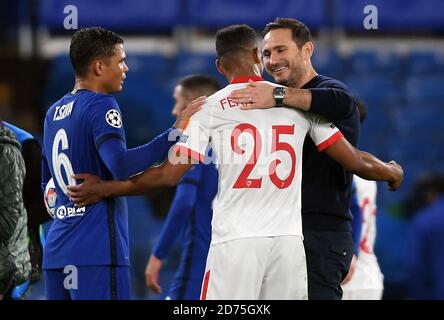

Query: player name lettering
[
  {"left": 53, "top": 101, "right": 74, "bottom": 121},
  {"left": 173, "top": 304, "right": 207, "bottom": 317},
  {"left": 219, "top": 97, "right": 248, "bottom": 110}
]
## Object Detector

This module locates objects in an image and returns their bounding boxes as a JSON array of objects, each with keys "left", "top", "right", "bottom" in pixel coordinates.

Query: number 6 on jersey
[{"left": 52, "top": 128, "right": 76, "bottom": 195}]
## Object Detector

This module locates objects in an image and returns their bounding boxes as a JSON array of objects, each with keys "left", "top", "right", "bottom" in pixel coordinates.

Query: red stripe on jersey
[
  {"left": 230, "top": 76, "right": 264, "bottom": 84},
  {"left": 201, "top": 270, "right": 211, "bottom": 300},
  {"left": 175, "top": 145, "right": 205, "bottom": 163},
  {"left": 317, "top": 131, "right": 343, "bottom": 152}
]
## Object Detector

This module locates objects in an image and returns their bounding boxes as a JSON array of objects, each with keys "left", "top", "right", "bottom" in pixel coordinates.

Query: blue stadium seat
[
  {"left": 405, "top": 75, "right": 444, "bottom": 103},
  {"left": 43, "top": 55, "right": 74, "bottom": 108},
  {"left": 311, "top": 49, "right": 344, "bottom": 78},
  {"left": 173, "top": 52, "right": 227, "bottom": 86},
  {"left": 39, "top": 0, "right": 182, "bottom": 32},
  {"left": 345, "top": 74, "right": 402, "bottom": 103},
  {"left": 126, "top": 54, "right": 173, "bottom": 84},
  {"left": 347, "top": 50, "right": 401, "bottom": 78},
  {"left": 394, "top": 104, "right": 444, "bottom": 134},
  {"left": 405, "top": 51, "right": 444, "bottom": 75},
  {"left": 175, "top": 52, "right": 217, "bottom": 76},
  {"left": 386, "top": 134, "right": 439, "bottom": 161}
]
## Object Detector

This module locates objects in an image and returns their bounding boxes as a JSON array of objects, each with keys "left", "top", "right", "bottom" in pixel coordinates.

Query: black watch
[{"left": 273, "top": 86, "right": 286, "bottom": 107}]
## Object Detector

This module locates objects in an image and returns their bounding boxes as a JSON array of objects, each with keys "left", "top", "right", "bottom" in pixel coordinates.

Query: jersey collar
[{"left": 230, "top": 75, "right": 264, "bottom": 84}]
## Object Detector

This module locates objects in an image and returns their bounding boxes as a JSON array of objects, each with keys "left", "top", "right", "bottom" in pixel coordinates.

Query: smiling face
[
  {"left": 100, "top": 43, "right": 128, "bottom": 93},
  {"left": 262, "top": 28, "right": 312, "bottom": 87}
]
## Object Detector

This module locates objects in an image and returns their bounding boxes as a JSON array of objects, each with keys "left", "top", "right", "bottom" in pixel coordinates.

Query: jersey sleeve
[
  {"left": 174, "top": 105, "right": 211, "bottom": 163},
  {"left": 88, "top": 95, "right": 126, "bottom": 150},
  {"left": 307, "top": 114, "right": 343, "bottom": 152}
]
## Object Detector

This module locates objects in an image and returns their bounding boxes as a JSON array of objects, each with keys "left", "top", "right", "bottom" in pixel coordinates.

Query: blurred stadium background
[{"left": 1, "top": 0, "right": 443, "bottom": 299}]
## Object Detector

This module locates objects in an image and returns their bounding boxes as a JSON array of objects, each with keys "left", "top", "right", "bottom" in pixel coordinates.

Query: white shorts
[
  {"left": 200, "top": 235, "right": 307, "bottom": 300},
  {"left": 342, "top": 253, "right": 384, "bottom": 300}
]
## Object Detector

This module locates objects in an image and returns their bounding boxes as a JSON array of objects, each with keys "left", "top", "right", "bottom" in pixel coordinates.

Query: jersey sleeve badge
[{"left": 106, "top": 109, "right": 122, "bottom": 128}]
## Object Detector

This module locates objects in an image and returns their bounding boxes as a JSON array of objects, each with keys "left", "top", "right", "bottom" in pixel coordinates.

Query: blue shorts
[{"left": 44, "top": 266, "right": 131, "bottom": 300}]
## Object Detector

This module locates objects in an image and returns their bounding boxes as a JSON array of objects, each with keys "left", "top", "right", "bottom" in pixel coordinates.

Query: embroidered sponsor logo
[{"left": 56, "top": 205, "right": 86, "bottom": 220}]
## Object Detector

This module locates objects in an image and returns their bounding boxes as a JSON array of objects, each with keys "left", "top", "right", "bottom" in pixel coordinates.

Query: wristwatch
[{"left": 273, "top": 86, "right": 286, "bottom": 107}]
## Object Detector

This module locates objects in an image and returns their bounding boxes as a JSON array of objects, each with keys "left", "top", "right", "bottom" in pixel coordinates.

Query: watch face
[{"left": 274, "top": 87, "right": 285, "bottom": 99}]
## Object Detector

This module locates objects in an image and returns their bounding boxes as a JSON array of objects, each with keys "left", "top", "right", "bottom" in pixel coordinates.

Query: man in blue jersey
[
  {"left": 41, "top": 27, "right": 189, "bottom": 300},
  {"left": 145, "top": 75, "right": 220, "bottom": 300}
]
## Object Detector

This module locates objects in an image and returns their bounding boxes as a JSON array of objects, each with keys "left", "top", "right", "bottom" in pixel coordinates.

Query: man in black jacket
[
  {"left": 0, "top": 121, "right": 31, "bottom": 299},
  {"left": 4, "top": 122, "right": 52, "bottom": 288},
  {"left": 229, "top": 18, "right": 397, "bottom": 299}
]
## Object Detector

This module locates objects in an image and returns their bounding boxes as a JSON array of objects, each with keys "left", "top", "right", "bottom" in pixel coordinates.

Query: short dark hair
[
  {"left": 215, "top": 24, "right": 258, "bottom": 59},
  {"left": 69, "top": 27, "right": 123, "bottom": 77},
  {"left": 263, "top": 18, "right": 312, "bottom": 48},
  {"left": 179, "top": 75, "right": 221, "bottom": 97}
]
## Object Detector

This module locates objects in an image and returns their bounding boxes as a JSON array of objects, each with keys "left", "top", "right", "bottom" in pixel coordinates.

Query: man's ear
[
  {"left": 303, "top": 42, "right": 314, "bottom": 60},
  {"left": 215, "top": 58, "right": 224, "bottom": 75},
  {"left": 252, "top": 47, "right": 261, "bottom": 64},
  {"left": 93, "top": 60, "right": 104, "bottom": 76}
]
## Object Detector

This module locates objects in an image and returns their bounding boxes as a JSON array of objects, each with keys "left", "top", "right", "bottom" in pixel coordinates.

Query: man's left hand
[{"left": 229, "top": 80, "right": 275, "bottom": 110}]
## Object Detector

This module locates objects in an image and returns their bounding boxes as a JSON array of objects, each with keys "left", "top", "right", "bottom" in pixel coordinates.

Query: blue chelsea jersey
[{"left": 42, "top": 89, "right": 130, "bottom": 268}]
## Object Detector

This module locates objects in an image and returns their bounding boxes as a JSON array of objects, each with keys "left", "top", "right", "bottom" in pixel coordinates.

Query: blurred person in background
[
  {"left": 0, "top": 120, "right": 31, "bottom": 299},
  {"left": 342, "top": 99, "right": 384, "bottom": 300},
  {"left": 407, "top": 174, "right": 444, "bottom": 300},
  {"left": 145, "top": 74, "right": 220, "bottom": 300}
]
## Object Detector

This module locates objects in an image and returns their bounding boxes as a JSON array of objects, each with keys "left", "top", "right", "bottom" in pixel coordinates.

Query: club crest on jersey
[
  {"left": 179, "top": 135, "right": 189, "bottom": 143},
  {"left": 106, "top": 109, "right": 122, "bottom": 128}
]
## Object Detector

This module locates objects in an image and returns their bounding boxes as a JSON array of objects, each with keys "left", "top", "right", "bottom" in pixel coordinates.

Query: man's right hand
[
  {"left": 145, "top": 255, "right": 163, "bottom": 294},
  {"left": 388, "top": 161, "right": 403, "bottom": 191},
  {"left": 68, "top": 173, "right": 107, "bottom": 207}
]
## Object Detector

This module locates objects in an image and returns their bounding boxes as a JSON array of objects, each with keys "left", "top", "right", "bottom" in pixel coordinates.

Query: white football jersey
[
  {"left": 342, "top": 176, "right": 384, "bottom": 299},
  {"left": 354, "top": 176, "right": 378, "bottom": 254},
  {"left": 175, "top": 77, "right": 342, "bottom": 245}
]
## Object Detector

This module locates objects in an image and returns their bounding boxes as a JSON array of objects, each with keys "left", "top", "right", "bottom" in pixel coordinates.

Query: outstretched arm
[
  {"left": 68, "top": 153, "right": 193, "bottom": 207},
  {"left": 97, "top": 128, "right": 180, "bottom": 180},
  {"left": 92, "top": 96, "right": 200, "bottom": 180},
  {"left": 229, "top": 80, "right": 355, "bottom": 121},
  {"left": 324, "top": 137, "right": 403, "bottom": 191}
]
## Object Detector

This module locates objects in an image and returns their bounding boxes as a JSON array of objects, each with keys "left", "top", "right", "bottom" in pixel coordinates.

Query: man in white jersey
[
  {"left": 342, "top": 101, "right": 384, "bottom": 300},
  {"left": 67, "top": 25, "right": 403, "bottom": 300}
]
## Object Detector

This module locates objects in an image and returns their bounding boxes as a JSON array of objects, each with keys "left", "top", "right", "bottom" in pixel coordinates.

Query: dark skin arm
[
  {"left": 324, "top": 137, "right": 403, "bottom": 191},
  {"left": 68, "top": 153, "right": 193, "bottom": 207},
  {"left": 69, "top": 137, "right": 403, "bottom": 206},
  {"left": 68, "top": 97, "right": 204, "bottom": 207}
]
